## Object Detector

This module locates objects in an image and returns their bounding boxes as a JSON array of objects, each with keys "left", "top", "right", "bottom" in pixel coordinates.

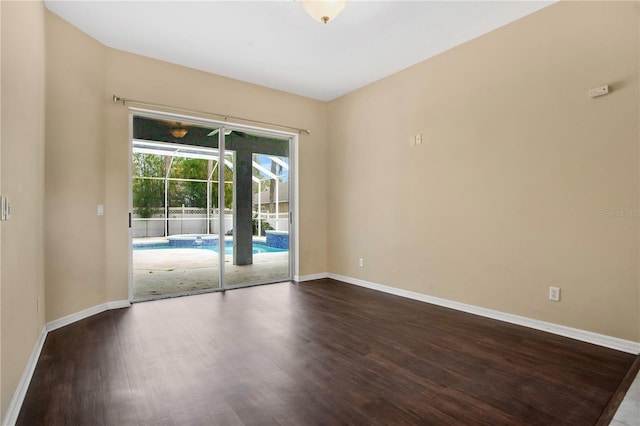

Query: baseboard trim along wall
[
  {"left": 2, "top": 300, "right": 131, "bottom": 426},
  {"left": 2, "top": 327, "right": 47, "bottom": 426},
  {"left": 295, "top": 272, "right": 329, "bottom": 282},
  {"left": 46, "top": 300, "right": 131, "bottom": 332},
  {"left": 326, "top": 273, "right": 640, "bottom": 355}
]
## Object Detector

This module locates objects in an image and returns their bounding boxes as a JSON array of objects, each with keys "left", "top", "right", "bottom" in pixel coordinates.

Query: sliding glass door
[
  {"left": 130, "top": 112, "right": 292, "bottom": 301},
  {"left": 223, "top": 131, "right": 291, "bottom": 287}
]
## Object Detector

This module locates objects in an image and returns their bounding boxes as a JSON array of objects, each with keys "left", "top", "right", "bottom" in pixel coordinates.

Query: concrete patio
[{"left": 133, "top": 248, "right": 289, "bottom": 299}]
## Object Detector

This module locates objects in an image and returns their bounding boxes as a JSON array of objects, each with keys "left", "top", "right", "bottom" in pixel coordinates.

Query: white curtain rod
[{"left": 112, "top": 95, "right": 311, "bottom": 135}]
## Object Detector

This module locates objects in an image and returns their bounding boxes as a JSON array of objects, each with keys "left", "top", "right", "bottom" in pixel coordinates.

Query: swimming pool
[{"left": 133, "top": 240, "right": 287, "bottom": 255}]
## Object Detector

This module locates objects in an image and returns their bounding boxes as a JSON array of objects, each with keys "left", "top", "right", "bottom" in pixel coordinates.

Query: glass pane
[
  {"left": 131, "top": 115, "right": 292, "bottom": 298},
  {"left": 167, "top": 181, "right": 208, "bottom": 235},
  {"left": 224, "top": 141, "right": 290, "bottom": 287},
  {"left": 132, "top": 134, "right": 220, "bottom": 300},
  {"left": 132, "top": 152, "right": 165, "bottom": 229}
]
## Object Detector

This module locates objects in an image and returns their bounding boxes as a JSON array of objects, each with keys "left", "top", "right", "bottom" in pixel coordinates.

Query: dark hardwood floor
[{"left": 18, "top": 279, "right": 637, "bottom": 425}]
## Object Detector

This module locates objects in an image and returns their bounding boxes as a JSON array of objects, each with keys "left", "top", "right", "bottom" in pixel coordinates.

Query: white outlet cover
[
  {"left": 589, "top": 85, "right": 609, "bottom": 98},
  {"left": 549, "top": 286, "right": 561, "bottom": 301}
]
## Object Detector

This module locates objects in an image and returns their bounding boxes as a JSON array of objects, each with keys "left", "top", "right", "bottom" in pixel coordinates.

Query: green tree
[
  {"left": 169, "top": 158, "right": 208, "bottom": 207},
  {"left": 132, "top": 153, "right": 165, "bottom": 218},
  {"left": 133, "top": 154, "right": 233, "bottom": 217},
  {"left": 182, "top": 158, "right": 208, "bottom": 207},
  {"left": 211, "top": 163, "right": 233, "bottom": 209}
]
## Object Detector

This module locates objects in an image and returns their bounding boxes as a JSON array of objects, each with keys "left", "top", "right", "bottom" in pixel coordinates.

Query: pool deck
[{"left": 132, "top": 236, "right": 289, "bottom": 299}]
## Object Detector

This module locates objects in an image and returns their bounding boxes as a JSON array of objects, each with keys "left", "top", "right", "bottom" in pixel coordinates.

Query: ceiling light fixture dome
[
  {"left": 301, "top": 0, "right": 347, "bottom": 24},
  {"left": 170, "top": 124, "right": 188, "bottom": 138}
]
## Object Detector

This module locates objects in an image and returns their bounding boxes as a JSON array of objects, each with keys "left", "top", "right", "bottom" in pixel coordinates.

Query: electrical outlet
[
  {"left": 549, "top": 286, "right": 561, "bottom": 302},
  {"left": 359, "top": 258, "right": 364, "bottom": 267}
]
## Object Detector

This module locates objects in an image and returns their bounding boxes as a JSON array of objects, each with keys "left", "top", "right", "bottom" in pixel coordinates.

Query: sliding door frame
[{"left": 127, "top": 108, "right": 297, "bottom": 301}]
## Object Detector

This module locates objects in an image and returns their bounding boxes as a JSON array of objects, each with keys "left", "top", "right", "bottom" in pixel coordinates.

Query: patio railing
[{"left": 132, "top": 207, "right": 288, "bottom": 238}]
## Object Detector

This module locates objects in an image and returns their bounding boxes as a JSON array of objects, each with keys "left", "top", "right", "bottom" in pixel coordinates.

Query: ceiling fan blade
[{"left": 207, "top": 128, "right": 235, "bottom": 137}]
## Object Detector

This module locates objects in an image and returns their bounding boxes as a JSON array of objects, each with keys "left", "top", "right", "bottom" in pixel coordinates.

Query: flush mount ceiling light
[
  {"left": 301, "top": 0, "right": 347, "bottom": 24},
  {"left": 170, "top": 124, "right": 188, "bottom": 138}
]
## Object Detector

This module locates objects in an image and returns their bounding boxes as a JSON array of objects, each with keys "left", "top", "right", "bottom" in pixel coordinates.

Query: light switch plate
[{"left": 0, "top": 196, "right": 11, "bottom": 221}]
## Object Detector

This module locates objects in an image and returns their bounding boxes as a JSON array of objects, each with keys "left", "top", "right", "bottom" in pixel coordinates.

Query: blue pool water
[{"left": 134, "top": 241, "right": 286, "bottom": 255}]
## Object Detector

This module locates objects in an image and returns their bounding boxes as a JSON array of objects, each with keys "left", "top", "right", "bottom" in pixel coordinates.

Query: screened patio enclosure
[
  {"left": 132, "top": 141, "right": 289, "bottom": 241},
  {"left": 131, "top": 115, "right": 292, "bottom": 300}
]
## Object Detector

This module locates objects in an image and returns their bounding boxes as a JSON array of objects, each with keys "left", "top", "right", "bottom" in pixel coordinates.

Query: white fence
[{"left": 132, "top": 207, "right": 288, "bottom": 238}]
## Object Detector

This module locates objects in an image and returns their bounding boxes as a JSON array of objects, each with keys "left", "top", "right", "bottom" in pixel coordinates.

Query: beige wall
[
  {"left": 328, "top": 1, "right": 640, "bottom": 341},
  {"left": 41, "top": 1, "right": 640, "bottom": 340},
  {"left": 45, "top": 12, "right": 329, "bottom": 319},
  {"left": 1, "top": 1, "right": 638, "bottom": 419},
  {"left": 0, "top": 0, "right": 47, "bottom": 419},
  {"left": 1, "top": 0, "right": 4, "bottom": 413},
  {"left": 45, "top": 12, "right": 106, "bottom": 321}
]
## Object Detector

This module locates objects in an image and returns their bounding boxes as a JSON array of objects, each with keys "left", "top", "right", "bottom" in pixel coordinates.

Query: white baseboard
[
  {"left": 2, "top": 326, "right": 47, "bottom": 426},
  {"left": 105, "top": 300, "right": 132, "bottom": 310},
  {"left": 2, "top": 300, "right": 131, "bottom": 426},
  {"left": 328, "top": 273, "right": 640, "bottom": 355},
  {"left": 294, "top": 272, "right": 329, "bottom": 282},
  {"left": 46, "top": 300, "right": 131, "bottom": 332}
]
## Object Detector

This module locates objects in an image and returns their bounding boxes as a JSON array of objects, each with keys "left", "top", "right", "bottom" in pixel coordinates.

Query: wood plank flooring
[{"left": 17, "top": 279, "right": 637, "bottom": 425}]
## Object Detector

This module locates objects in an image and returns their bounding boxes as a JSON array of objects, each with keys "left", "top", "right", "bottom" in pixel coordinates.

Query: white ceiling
[{"left": 44, "top": 1, "right": 553, "bottom": 102}]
